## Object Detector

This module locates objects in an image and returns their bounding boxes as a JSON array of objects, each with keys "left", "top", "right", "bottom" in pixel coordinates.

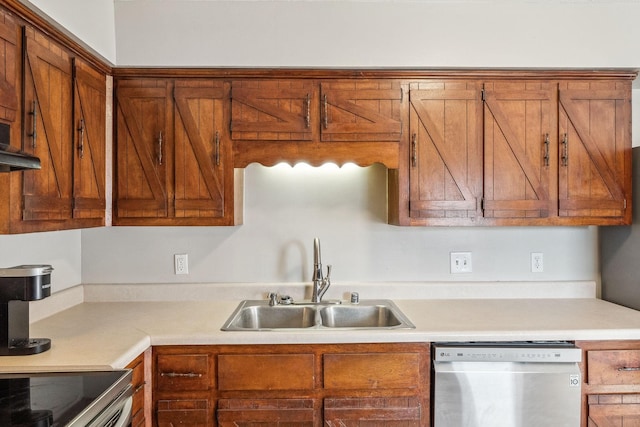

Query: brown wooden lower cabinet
[
  {"left": 152, "top": 343, "right": 430, "bottom": 427},
  {"left": 577, "top": 341, "right": 640, "bottom": 427}
]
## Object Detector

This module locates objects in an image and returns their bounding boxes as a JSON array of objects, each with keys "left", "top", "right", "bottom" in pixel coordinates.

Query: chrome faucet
[{"left": 311, "top": 238, "right": 331, "bottom": 303}]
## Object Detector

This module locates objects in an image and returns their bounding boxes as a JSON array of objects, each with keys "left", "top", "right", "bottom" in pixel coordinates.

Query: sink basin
[
  {"left": 221, "top": 299, "right": 414, "bottom": 331},
  {"left": 221, "top": 304, "right": 317, "bottom": 330},
  {"left": 319, "top": 305, "right": 404, "bottom": 328}
]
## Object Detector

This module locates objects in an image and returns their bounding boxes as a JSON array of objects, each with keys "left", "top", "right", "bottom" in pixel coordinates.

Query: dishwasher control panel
[{"left": 434, "top": 342, "right": 582, "bottom": 363}]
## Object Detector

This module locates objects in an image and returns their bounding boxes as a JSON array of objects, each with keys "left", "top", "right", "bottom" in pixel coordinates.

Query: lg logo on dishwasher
[{"left": 569, "top": 374, "right": 581, "bottom": 387}]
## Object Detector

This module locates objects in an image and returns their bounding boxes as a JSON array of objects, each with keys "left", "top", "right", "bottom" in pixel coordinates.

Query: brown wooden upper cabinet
[
  {"left": 408, "top": 80, "right": 483, "bottom": 221},
  {"left": 0, "top": 19, "right": 106, "bottom": 234},
  {"left": 231, "top": 79, "right": 404, "bottom": 168},
  {"left": 114, "top": 78, "right": 237, "bottom": 226},
  {"left": 320, "top": 80, "right": 403, "bottom": 143},
  {"left": 397, "top": 77, "right": 632, "bottom": 226},
  {"left": 558, "top": 80, "right": 631, "bottom": 222}
]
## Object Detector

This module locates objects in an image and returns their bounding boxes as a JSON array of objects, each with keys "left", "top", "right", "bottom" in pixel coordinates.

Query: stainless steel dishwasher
[{"left": 432, "top": 342, "right": 582, "bottom": 427}]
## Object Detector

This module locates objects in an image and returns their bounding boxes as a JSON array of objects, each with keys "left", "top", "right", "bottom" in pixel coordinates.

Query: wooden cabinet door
[
  {"left": 22, "top": 26, "right": 73, "bottom": 222},
  {"left": 231, "top": 80, "right": 314, "bottom": 141},
  {"left": 483, "top": 81, "right": 557, "bottom": 219},
  {"left": 408, "top": 81, "right": 482, "bottom": 219},
  {"left": 588, "top": 395, "right": 640, "bottom": 427},
  {"left": 558, "top": 81, "right": 631, "bottom": 223},
  {"left": 157, "top": 399, "right": 212, "bottom": 427},
  {"left": 324, "top": 397, "right": 421, "bottom": 426},
  {"left": 115, "top": 79, "right": 170, "bottom": 220},
  {"left": 72, "top": 58, "right": 105, "bottom": 223},
  {"left": 0, "top": 9, "right": 18, "bottom": 124},
  {"left": 320, "top": 80, "right": 403, "bottom": 142},
  {"left": 173, "top": 80, "right": 230, "bottom": 222},
  {"left": 217, "top": 399, "right": 317, "bottom": 426}
]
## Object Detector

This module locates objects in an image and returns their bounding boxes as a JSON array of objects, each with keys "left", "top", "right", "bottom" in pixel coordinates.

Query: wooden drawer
[
  {"left": 217, "top": 398, "right": 317, "bottom": 425},
  {"left": 588, "top": 350, "right": 640, "bottom": 385},
  {"left": 156, "top": 353, "right": 212, "bottom": 391},
  {"left": 324, "top": 397, "right": 421, "bottom": 425},
  {"left": 218, "top": 354, "right": 315, "bottom": 391},
  {"left": 157, "top": 399, "right": 211, "bottom": 426},
  {"left": 323, "top": 353, "right": 421, "bottom": 390}
]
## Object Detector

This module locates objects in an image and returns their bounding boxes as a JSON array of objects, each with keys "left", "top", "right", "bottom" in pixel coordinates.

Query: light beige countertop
[{"left": 3, "top": 281, "right": 640, "bottom": 373}]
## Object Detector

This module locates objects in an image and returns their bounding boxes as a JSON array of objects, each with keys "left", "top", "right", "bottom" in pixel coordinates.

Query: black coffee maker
[{"left": 0, "top": 265, "right": 53, "bottom": 356}]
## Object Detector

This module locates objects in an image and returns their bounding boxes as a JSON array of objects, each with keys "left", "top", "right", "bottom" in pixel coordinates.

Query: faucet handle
[
  {"left": 268, "top": 292, "right": 278, "bottom": 306},
  {"left": 325, "top": 264, "right": 332, "bottom": 281}
]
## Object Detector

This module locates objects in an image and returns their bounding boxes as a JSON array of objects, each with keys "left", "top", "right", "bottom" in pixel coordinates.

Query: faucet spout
[{"left": 311, "top": 238, "right": 331, "bottom": 303}]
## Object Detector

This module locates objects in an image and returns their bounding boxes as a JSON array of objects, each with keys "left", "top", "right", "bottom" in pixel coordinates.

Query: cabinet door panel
[
  {"left": 231, "top": 80, "right": 313, "bottom": 141},
  {"left": 22, "top": 27, "right": 73, "bottom": 221},
  {"left": 72, "top": 59, "right": 105, "bottom": 221},
  {"left": 157, "top": 399, "right": 212, "bottom": 427},
  {"left": 115, "top": 80, "right": 169, "bottom": 218},
  {"left": 325, "top": 397, "right": 421, "bottom": 426},
  {"left": 558, "top": 81, "right": 631, "bottom": 221},
  {"left": 483, "top": 81, "right": 556, "bottom": 219},
  {"left": 173, "top": 82, "right": 226, "bottom": 219},
  {"left": 321, "top": 80, "right": 403, "bottom": 142},
  {"left": 588, "top": 394, "right": 640, "bottom": 427},
  {"left": 0, "top": 10, "right": 18, "bottom": 123},
  {"left": 409, "top": 81, "right": 482, "bottom": 219},
  {"left": 217, "top": 398, "right": 316, "bottom": 426}
]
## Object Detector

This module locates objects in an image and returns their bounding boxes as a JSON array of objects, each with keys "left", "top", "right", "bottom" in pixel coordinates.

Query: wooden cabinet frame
[{"left": 153, "top": 343, "right": 430, "bottom": 427}]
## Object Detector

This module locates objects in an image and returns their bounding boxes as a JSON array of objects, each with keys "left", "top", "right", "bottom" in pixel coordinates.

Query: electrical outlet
[
  {"left": 531, "top": 252, "right": 543, "bottom": 273},
  {"left": 174, "top": 254, "right": 189, "bottom": 275},
  {"left": 450, "top": 252, "right": 472, "bottom": 273}
]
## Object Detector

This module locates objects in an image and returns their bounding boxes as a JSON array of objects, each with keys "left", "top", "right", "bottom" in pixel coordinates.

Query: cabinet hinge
[
  {"left": 480, "top": 198, "right": 485, "bottom": 211},
  {"left": 481, "top": 89, "right": 486, "bottom": 102},
  {"left": 400, "top": 88, "right": 404, "bottom": 103},
  {"left": 229, "top": 120, "right": 233, "bottom": 133},
  {"left": 624, "top": 199, "right": 628, "bottom": 209}
]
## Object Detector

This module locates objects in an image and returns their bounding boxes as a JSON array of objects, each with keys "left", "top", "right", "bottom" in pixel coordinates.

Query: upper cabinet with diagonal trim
[
  {"left": 558, "top": 80, "right": 631, "bottom": 223},
  {"left": 114, "top": 78, "right": 239, "bottom": 226},
  {"left": 408, "top": 80, "right": 483, "bottom": 222},
  {"left": 397, "top": 76, "right": 632, "bottom": 226},
  {"left": 231, "top": 79, "right": 403, "bottom": 168}
]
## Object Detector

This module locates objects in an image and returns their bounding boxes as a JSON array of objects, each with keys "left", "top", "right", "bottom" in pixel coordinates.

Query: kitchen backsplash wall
[{"left": 81, "top": 163, "right": 598, "bottom": 285}]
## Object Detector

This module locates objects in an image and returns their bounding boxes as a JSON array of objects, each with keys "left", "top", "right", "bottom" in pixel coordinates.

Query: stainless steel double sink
[{"left": 221, "top": 299, "right": 415, "bottom": 331}]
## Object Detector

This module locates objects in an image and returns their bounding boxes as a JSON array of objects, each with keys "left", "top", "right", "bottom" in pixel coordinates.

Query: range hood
[{"left": 0, "top": 122, "right": 40, "bottom": 172}]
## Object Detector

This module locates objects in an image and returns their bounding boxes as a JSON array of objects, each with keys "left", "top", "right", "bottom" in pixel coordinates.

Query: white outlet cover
[
  {"left": 174, "top": 254, "right": 189, "bottom": 275},
  {"left": 450, "top": 252, "right": 472, "bottom": 273},
  {"left": 531, "top": 252, "right": 544, "bottom": 273}
]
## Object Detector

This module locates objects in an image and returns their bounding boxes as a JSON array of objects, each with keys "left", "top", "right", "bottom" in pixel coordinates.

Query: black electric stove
[{"left": 0, "top": 370, "right": 132, "bottom": 427}]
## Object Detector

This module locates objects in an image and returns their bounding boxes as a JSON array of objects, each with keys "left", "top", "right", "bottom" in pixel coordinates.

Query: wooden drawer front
[
  {"left": 218, "top": 354, "right": 314, "bottom": 391},
  {"left": 325, "top": 397, "right": 421, "bottom": 425},
  {"left": 588, "top": 350, "right": 640, "bottom": 385},
  {"left": 324, "top": 353, "right": 420, "bottom": 390},
  {"left": 217, "top": 398, "right": 316, "bottom": 426},
  {"left": 157, "top": 399, "right": 211, "bottom": 426},
  {"left": 156, "top": 353, "right": 211, "bottom": 391},
  {"left": 588, "top": 394, "right": 640, "bottom": 426}
]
